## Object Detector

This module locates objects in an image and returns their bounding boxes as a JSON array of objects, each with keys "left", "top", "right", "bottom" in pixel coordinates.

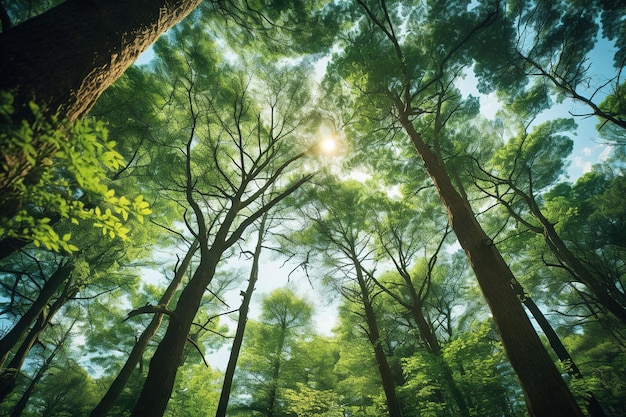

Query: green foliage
[
  {"left": 165, "top": 362, "right": 221, "bottom": 417},
  {"left": 284, "top": 383, "right": 344, "bottom": 417},
  {"left": 443, "top": 320, "right": 526, "bottom": 416},
  {"left": 27, "top": 360, "right": 99, "bottom": 417},
  {"left": 0, "top": 91, "right": 151, "bottom": 253},
  {"left": 398, "top": 352, "right": 447, "bottom": 417}
]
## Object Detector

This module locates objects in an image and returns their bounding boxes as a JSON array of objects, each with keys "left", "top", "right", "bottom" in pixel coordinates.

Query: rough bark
[
  {"left": 398, "top": 113, "right": 584, "bottom": 417},
  {"left": 89, "top": 240, "right": 199, "bottom": 417},
  {"left": 0, "top": 0, "right": 202, "bottom": 122}
]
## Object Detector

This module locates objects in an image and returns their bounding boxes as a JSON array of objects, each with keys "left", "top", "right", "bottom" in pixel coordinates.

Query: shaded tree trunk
[
  {"left": 0, "top": 262, "right": 73, "bottom": 368},
  {"left": 130, "top": 245, "right": 221, "bottom": 417},
  {"left": 0, "top": 279, "right": 71, "bottom": 402},
  {"left": 398, "top": 113, "right": 584, "bottom": 417},
  {"left": 0, "top": 0, "right": 202, "bottom": 218},
  {"left": 215, "top": 214, "right": 267, "bottom": 417},
  {"left": 9, "top": 321, "right": 74, "bottom": 417},
  {"left": 498, "top": 178, "right": 626, "bottom": 325},
  {"left": 354, "top": 260, "right": 403, "bottom": 417},
  {"left": 89, "top": 240, "right": 199, "bottom": 417}
]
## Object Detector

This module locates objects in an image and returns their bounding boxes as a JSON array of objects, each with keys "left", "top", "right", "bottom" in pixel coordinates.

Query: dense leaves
[{"left": 1, "top": 1, "right": 625, "bottom": 417}]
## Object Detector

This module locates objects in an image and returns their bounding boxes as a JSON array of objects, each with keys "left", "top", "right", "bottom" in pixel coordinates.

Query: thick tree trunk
[
  {"left": 89, "top": 240, "right": 199, "bottom": 417},
  {"left": 0, "top": 262, "right": 73, "bottom": 368},
  {"left": 130, "top": 247, "right": 221, "bottom": 417},
  {"left": 215, "top": 215, "right": 267, "bottom": 417},
  {"left": 0, "top": 0, "right": 202, "bottom": 217},
  {"left": 355, "top": 263, "right": 403, "bottom": 417},
  {"left": 398, "top": 114, "right": 584, "bottom": 417},
  {"left": 0, "top": 0, "right": 201, "bottom": 121}
]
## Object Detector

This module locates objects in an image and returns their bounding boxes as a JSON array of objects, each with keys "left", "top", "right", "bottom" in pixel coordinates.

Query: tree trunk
[
  {"left": 9, "top": 321, "right": 74, "bottom": 417},
  {"left": 0, "top": 0, "right": 202, "bottom": 218},
  {"left": 541, "top": 216, "right": 626, "bottom": 325},
  {"left": 404, "top": 285, "right": 469, "bottom": 417},
  {"left": 398, "top": 113, "right": 584, "bottom": 417},
  {"left": 0, "top": 262, "right": 73, "bottom": 368},
  {"left": 355, "top": 262, "right": 403, "bottom": 417},
  {"left": 216, "top": 214, "right": 267, "bottom": 417},
  {"left": 130, "top": 246, "right": 221, "bottom": 417},
  {"left": 89, "top": 240, "right": 199, "bottom": 417},
  {"left": 0, "top": 280, "right": 70, "bottom": 402},
  {"left": 0, "top": 0, "right": 201, "bottom": 122}
]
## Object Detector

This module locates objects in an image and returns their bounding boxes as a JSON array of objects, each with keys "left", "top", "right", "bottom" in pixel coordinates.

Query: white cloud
[
  {"left": 582, "top": 147, "right": 592, "bottom": 156},
  {"left": 480, "top": 92, "right": 500, "bottom": 120},
  {"left": 573, "top": 156, "right": 592, "bottom": 174},
  {"left": 598, "top": 145, "right": 613, "bottom": 161}
]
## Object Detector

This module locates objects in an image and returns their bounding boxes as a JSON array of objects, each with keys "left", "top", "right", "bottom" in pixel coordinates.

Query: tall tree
[
  {"left": 215, "top": 213, "right": 268, "bottom": 417},
  {"left": 127, "top": 21, "right": 321, "bottom": 415},
  {"left": 232, "top": 288, "right": 313, "bottom": 417},
  {"left": 326, "top": 1, "right": 583, "bottom": 415},
  {"left": 293, "top": 178, "right": 405, "bottom": 417}
]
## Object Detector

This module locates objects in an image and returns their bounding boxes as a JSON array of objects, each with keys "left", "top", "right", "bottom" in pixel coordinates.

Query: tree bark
[
  {"left": 215, "top": 214, "right": 267, "bottom": 417},
  {"left": 398, "top": 113, "right": 584, "bottom": 417},
  {"left": 0, "top": 0, "right": 201, "bottom": 122},
  {"left": 89, "top": 240, "right": 199, "bottom": 417}
]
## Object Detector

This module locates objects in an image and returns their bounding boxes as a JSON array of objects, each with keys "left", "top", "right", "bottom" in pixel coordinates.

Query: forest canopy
[{"left": 0, "top": 1, "right": 625, "bottom": 417}]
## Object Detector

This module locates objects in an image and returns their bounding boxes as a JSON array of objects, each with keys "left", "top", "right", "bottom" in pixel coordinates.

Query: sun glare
[{"left": 320, "top": 136, "right": 337, "bottom": 154}]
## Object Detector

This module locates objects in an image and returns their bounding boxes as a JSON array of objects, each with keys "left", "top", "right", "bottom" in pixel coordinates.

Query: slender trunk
[
  {"left": 130, "top": 245, "right": 221, "bottom": 417},
  {"left": 510, "top": 280, "right": 609, "bottom": 417},
  {"left": 407, "top": 292, "right": 469, "bottom": 417},
  {"left": 542, "top": 219, "right": 626, "bottom": 325},
  {"left": 0, "top": 262, "right": 73, "bottom": 367},
  {"left": 511, "top": 186, "right": 626, "bottom": 325},
  {"left": 355, "top": 263, "right": 403, "bottom": 417},
  {"left": 216, "top": 214, "right": 267, "bottom": 417},
  {"left": 89, "top": 240, "right": 199, "bottom": 417},
  {"left": 0, "top": 280, "right": 69, "bottom": 402},
  {"left": 266, "top": 338, "right": 284, "bottom": 417},
  {"left": 398, "top": 114, "right": 584, "bottom": 417},
  {"left": 9, "top": 321, "right": 74, "bottom": 417}
]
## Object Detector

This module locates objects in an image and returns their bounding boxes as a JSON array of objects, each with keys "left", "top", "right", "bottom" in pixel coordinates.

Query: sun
[{"left": 319, "top": 136, "right": 337, "bottom": 154}]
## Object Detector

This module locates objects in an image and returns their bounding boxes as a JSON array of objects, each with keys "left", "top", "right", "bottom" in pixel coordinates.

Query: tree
[
  {"left": 89, "top": 240, "right": 199, "bottom": 417},
  {"left": 293, "top": 178, "right": 405, "bottom": 417},
  {"left": 325, "top": 1, "right": 584, "bottom": 415},
  {"left": 232, "top": 289, "right": 313, "bottom": 417},
  {"left": 215, "top": 213, "right": 268, "bottom": 417},
  {"left": 127, "top": 20, "right": 321, "bottom": 414},
  {"left": 469, "top": 114, "right": 626, "bottom": 327},
  {"left": 371, "top": 191, "right": 470, "bottom": 416}
]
